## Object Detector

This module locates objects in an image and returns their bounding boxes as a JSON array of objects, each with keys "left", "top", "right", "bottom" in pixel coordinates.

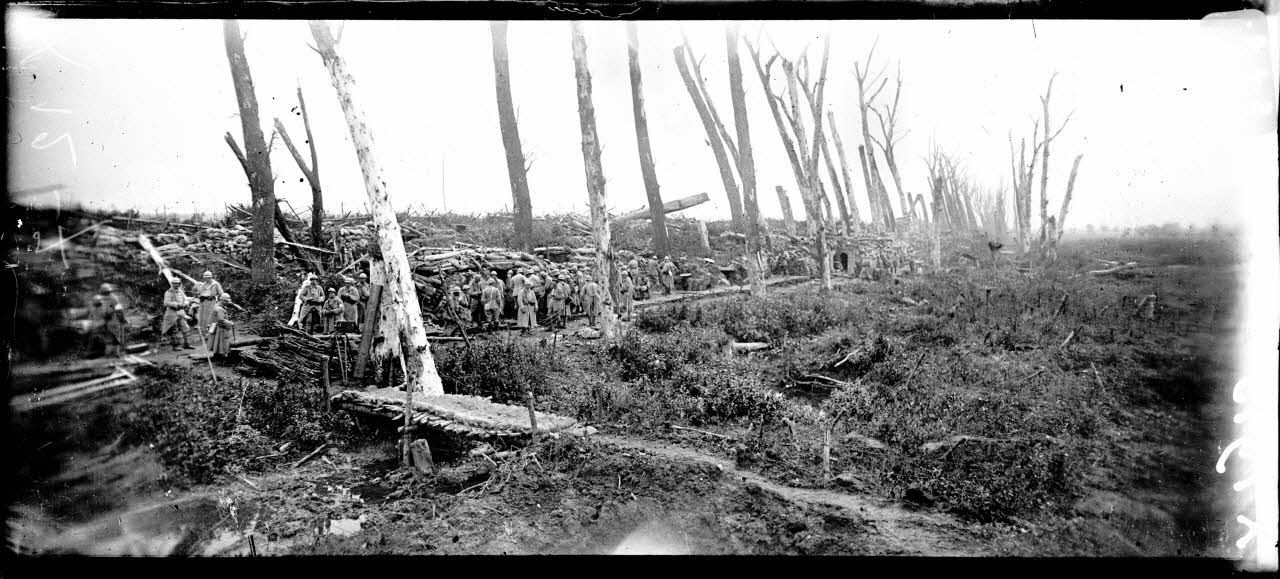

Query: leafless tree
[
  {"left": 490, "top": 21, "right": 534, "bottom": 252},
  {"left": 571, "top": 23, "right": 618, "bottom": 339},
  {"left": 869, "top": 65, "right": 911, "bottom": 224},
  {"left": 674, "top": 37, "right": 744, "bottom": 232},
  {"left": 745, "top": 31, "right": 834, "bottom": 292},
  {"left": 625, "top": 23, "right": 669, "bottom": 256},
  {"left": 273, "top": 85, "right": 323, "bottom": 247},
  {"left": 853, "top": 40, "right": 896, "bottom": 231},
  {"left": 223, "top": 20, "right": 276, "bottom": 282}
]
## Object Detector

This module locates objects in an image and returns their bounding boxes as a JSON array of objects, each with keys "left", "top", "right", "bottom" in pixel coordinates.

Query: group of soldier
[
  {"left": 290, "top": 272, "right": 372, "bottom": 334},
  {"left": 156, "top": 270, "right": 237, "bottom": 358},
  {"left": 436, "top": 254, "right": 680, "bottom": 335}
]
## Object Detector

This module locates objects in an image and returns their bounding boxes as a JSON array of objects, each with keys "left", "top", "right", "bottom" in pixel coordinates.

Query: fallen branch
[
  {"left": 1086, "top": 262, "right": 1138, "bottom": 276},
  {"left": 670, "top": 424, "right": 734, "bottom": 440},
  {"left": 292, "top": 443, "right": 329, "bottom": 469}
]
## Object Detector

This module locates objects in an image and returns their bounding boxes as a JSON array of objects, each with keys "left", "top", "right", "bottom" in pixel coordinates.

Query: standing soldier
[
  {"left": 356, "top": 272, "right": 371, "bottom": 325},
  {"left": 297, "top": 274, "right": 326, "bottom": 334},
  {"left": 509, "top": 267, "right": 527, "bottom": 319},
  {"left": 549, "top": 275, "right": 571, "bottom": 330},
  {"left": 489, "top": 270, "right": 507, "bottom": 319},
  {"left": 161, "top": 277, "right": 195, "bottom": 350},
  {"left": 287, "top": 272, "right": 311, "bottom": 328},
  {"left": 481, "top": 278, "right": 503, "bottom": 330},
  {"left": 645, "top": 257, "right": 660, "bottom": 291},
  {"left": 338, "top": 277, "right": 361, "bottom": 329},
  {"left": 582, "top": 276, "right": 601, "bottom": 326},
  {"left": 195, "top": 271, "right": 224, "bottom": 330},
  {"left": 460, "top": 273, "right": 479, "bottom": 325},
  {"left": 442, "top": 285, "right": 471, "bottom": 329},
  {"left": 660, "top": 256, "right": 677, "bottom": 295},
  {"left": 618, "top": 271, "right": 635, "bottom": 322},
  {"left": 322, "top": 288, "right": 344, "bottom": 333},
  {"left": 99, "top": 283, "right": 128, "bottom": 357},
  {"left": 208, "top": 293, "right": 235, "bottom": 359},
  {"left": 516, "top": 279, "right": 538, "bottom": 335},
  {"left": 534, "top": 267, "right": 550, "bottom": 318}
]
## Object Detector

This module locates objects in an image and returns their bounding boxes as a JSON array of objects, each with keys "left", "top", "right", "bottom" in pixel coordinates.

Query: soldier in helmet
[
  {"left": 160, "top": 277, "right": 195, "bottom": 350},
  {"left": 195, "top": 270, "right": 224, "bottom": 330}
]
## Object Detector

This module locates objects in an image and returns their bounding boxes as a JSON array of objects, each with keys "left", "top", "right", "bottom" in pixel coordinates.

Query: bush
[
  {"left": 637, "top": 291, "right": 861, "bottom": 343},
  {"left": 127, "top": 364, "right": 356, "bottom": 485},
  {"left": 604, "top": 326, "right": 729, "bottom": 382},
  {"left": 434, "top": 339, "right": 562, "bottom": 404}
]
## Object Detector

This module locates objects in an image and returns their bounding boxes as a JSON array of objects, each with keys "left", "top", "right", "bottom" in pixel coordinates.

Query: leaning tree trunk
[
  {"left": 882, "top": 146, "right": 908, "bottom": 227},
  {"left": 626, "top": 23, "right": 669, "bottom": 256},
  {"left": 775, "top": 186, "right": 797, "bottom": 236},
  {"left": 274, "top": 86, "right": 324, "bottom": 247},
  {"left": 856, "top": 145, "right": 882, "bottom": 230},
  {"left": 674, "top": 45, "right": 744, "bottom": 232},
  {"left": 571, "top": 22, "right": 617, "bottom": 340},
  {"left": 223, "top": 20, "right": 276, "bottom": 282},
  {"left": 725, "top": 25, "right": 764, "bottom": 297},
  {"left": 827, "top": 114, "right": 862, "bottom": 230},
  {"left": 490, "top": 21, "right": 534, "bottom": 252},
  {"left": 1056, "top": 154, "right": 1083, "bottom": 243},
  {"left": 309, "top": 21, "right": 443, "bottom": 396},
  {"left": 819, "top": 133, "right": 851, "bottom": 236}
]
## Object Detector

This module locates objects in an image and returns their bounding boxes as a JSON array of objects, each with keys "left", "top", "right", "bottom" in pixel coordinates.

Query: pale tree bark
[
  {"left": 775, "top": 186, "right": 797, "bottom": 236},
  {"left": 725, "top": 24, "right": 765, "bottom": 297},
  {"left": 674, "top": 43, "right": 744, "bottom": 232},
  {"left": 273, "top": 85, "right": 323, "bottom": 247},
  {"left": 854, "top": 43, "right": 896, "bottom": 231},
  {"left": 626, "top": 23, "right": 669, "bottom": 256},
  {"left": 870, "top": 67, "right": 910, "bottom": 223},
  {"left": 1056, "top": 154, "right": 1083, "bottom": 243},
  {"left": 308, "top": 21, "right": 443, "bottom": 396},
  {"left": 819, "top": 134, "right": 851, "bottom": 236},
  {"left": 490, "top": 21, "right": 534, "bottom": 252},
  {"left": 1038, "top": 74, "right": 1055, "bottom": 250},
  {"left": 746, "top": 40, "right": 810, "bottom": 236},
  {"left": 571, "top": 22, "right": 617, "bottom": 340},
  {"left": 223, "top": 20, "right": 276, "bottom": 282},
  {"left": 745, "top": 34, "right": 832, "bottom": 292},
  {"left": 827, "top": 112, "right": 862, "bottom": 230},
  {"left": 857, "top": 145, "right": 882, "bottom": 228}
]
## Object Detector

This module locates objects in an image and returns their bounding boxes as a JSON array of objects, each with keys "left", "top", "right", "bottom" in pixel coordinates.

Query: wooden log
[
  {"left": 615, "top": 192, "right": 711, "bottom": 222},
  {"left": 292, "top": 443, "right": 329, "bottom": 469},
  {"left": 353, "top": 284, "right": 383, "bottom": 379},
  {"left": 730, "top": 342, "right": 770, "bottom": 352}
]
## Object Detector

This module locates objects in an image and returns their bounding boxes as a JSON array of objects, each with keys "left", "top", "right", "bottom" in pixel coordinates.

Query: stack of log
[
  {"left": 237, "top": 323, "right": 352, "bottom": 379},
  {"left": 411, "top": 247, "right": 546, "bottom": 278}
]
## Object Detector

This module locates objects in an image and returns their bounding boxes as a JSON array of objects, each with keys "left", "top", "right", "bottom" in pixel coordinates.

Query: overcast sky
[{"left": 6, "top": 10, "right": 1278, "bottom": 230}]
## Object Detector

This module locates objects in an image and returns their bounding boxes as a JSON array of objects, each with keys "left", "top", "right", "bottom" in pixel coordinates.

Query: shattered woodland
[{"left": 5, "top": 18, "right": 1252, "bottom": 558}]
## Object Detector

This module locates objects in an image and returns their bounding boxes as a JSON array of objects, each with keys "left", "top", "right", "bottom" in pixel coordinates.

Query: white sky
[{"left": 6, "top": 11, "right": 1278, "bottom": 230}]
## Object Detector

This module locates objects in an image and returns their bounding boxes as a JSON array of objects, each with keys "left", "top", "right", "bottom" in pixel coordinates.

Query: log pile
[
  {"left": 331, "top": 386, "right": 582, "bottom": 440},
  {"left": 237, "top": 323, "right": 352, "bottom": 379}
]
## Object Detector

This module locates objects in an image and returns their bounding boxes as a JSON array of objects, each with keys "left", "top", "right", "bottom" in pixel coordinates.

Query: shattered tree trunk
[
  {"left": 616, "top": 192, "right": 709, "bottom": 222},
  {"left": 223, "top": 20, "right": 276, "bottom": 282},
  {"left": 571, "top": 22, "right": 617, "bottom": 340},
  {"left": 827, "top": 113, "right": 862, "bottom": 231},
  {"left": 725, "top": 25, "right": 765, "bottom": 297},
  {"left": 309, "top": 21, "right": 443, "bottom": 396},
  {"left": 881, "top": 145, "right": 907, "bottom": 226},
  {"left": 674, "top": 45, "right": 744, "bottom": 232},
  {"left": 775, "top": 186, "right": 797, "bottom": 236},
  {"left": 273, "top": 86, "right": 324, "bottom": 247},
  {"left": 490, "top": 21, "right": 534, "bottom": 252},
  {"left": 930, "top": 200, "right": 943, "bottom": 270},
  {"left": 626, "top": 23, "right": 669, "bottom": 256}
]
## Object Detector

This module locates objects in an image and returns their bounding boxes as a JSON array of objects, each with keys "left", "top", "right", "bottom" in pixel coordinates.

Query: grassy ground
[{"left": 7, "top": 233, "right": 1239, "bottom": 556}]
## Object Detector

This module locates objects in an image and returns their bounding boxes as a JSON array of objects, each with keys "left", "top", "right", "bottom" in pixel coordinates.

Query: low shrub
[{"left": 434, "top": 339, "right": 562, "bottom": 404}]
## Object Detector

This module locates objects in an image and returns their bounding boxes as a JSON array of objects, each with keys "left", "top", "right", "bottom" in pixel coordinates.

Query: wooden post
[
  {"left": 525, "top": 389, "right": 540, "bottom": 445},
  {"left": 321, "top": 354, "right": 331, "bottom": 412},
  {"left": 353, "top": 284, "right": 383, "bottom": 379},
  {"left": 398, "top": 353, "right": 415, "bottom": 469},
  {"left": 697, "top": 220, "right": 711, "bottom": 254}
]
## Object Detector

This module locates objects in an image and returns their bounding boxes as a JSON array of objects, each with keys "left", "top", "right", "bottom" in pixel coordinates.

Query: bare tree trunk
[
  {"left": 930, "top": 199, "right": 943, "bottom": 270},
  {"left": 490, "top": 21, "right": 534, "bottom": 252},
  {"left": 725, "top": 25, "right": 765, "bottom": 298},
  {"left": 273, "top": 86, "right": 323, "bottom": 247},
  {"left": 1056, "top": 154, "right": 1083, "bottom": 243},
  {"left": 827, "top": 114, "right": 862, "bottom": 230},
  {"left": 674, "top": 45, "right": 744, "bottom": 232},
  {"left": 223, "top": 20, "right": 276, "bottom": 282},
  {"left": 856, "top": 145, "right": 883, "bottom": 230},
  {"left": 775, "top": 186, "right": 797, "bottom": 236},
  {"left": 1039, "top": 81, "right": 1053, "bottom": 253},
  {"left": 571, "top": 22, "right": 617, "bottom": 340},
  {"left": 626, "top": 23, "right": 669, "bottom": 257},
  {"left": 882, "top": 148, "right": 907, "bottom": 225},
  {"left": 308, "top": 21, "right": 443, "bottom": 395},
  {"left": 819, "top": 135, "right": 851, "bottom": 236}
]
